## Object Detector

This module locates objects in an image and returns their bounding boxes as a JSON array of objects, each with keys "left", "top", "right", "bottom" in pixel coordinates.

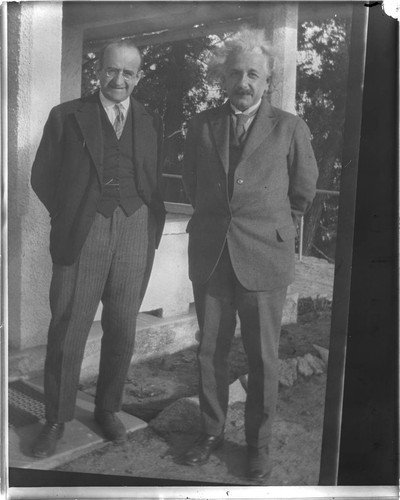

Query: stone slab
[
  {"left": 8, "top": 378, "right": 147, "bottom": 471},
  {"left": 292, "top": 256, "right": 334, "bottom": 300}
]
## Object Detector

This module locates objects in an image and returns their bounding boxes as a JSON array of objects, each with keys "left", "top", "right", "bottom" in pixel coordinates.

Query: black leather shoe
[
  {"left": 32, "top": 422, "right": 65, "bottom": 458},
  {"left": 94, "top": 409, "right": 126, "bottom": 443},
  {"left": 247, "top": 446, "right": 272, "bottom": 480},
  {"left": 183, "top": 433, "right": 224, "bottom": 466}
]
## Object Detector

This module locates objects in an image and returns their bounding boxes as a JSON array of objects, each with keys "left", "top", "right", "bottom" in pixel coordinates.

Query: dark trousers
[
  {"left": 44, "top": 205, "right": 156, "bottom": 423},
  {"left": 193, "top": 245, "right": 287, "bottom": 449}
]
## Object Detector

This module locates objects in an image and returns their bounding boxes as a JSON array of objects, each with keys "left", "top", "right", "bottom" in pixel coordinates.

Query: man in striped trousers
[{"left": 30, "top": 40, "right": 165, "bottom": 458}]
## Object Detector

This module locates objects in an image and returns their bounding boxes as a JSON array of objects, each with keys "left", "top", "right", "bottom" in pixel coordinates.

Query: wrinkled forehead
[
  {"left": 102, "top": 44, "right": 142, "bottom": 69},
  {"left": 224, "top": 49, "right": 271, "bottom": 75}
]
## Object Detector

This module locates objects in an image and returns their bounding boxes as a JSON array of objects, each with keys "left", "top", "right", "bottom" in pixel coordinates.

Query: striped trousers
[{"left": 44, "top": 205, "right": 156, "bottom": 423}]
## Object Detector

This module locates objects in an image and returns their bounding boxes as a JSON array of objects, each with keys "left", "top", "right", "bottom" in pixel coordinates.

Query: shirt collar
[
  {"left": 230, "top": 99, "right": 262, "bottom": 116},
  {"left": 99, "top": 91, "right": 130, "bottom": 113}
]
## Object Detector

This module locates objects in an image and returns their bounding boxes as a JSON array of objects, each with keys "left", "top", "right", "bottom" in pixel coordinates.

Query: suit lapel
[
  {"left": 74, "top": 93, "right": 103, "bottom": 183},
  {"left": 208, "top": 102, "right": 231, "bottom": 174},
  {"left": 239, "top": 97, "right": 278, "bottom": 164}
]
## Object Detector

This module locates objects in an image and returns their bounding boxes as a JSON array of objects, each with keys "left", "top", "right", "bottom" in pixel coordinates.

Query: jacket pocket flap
[{"left": 276, "top": 224, "right": 297, "bottom": 241}]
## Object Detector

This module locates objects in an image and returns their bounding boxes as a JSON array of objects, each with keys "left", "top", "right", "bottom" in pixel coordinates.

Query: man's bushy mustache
[{"left": 235, "top": 89, "right": 253, "bottom": 95}]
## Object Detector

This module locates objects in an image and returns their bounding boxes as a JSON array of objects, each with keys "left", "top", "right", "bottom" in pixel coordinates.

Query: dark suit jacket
[
  {"left": 182, "top": 97, "right": 318, "bottom": 291},
  {"left": 31, "top": 92, "right": 166, "bottom": 265}
]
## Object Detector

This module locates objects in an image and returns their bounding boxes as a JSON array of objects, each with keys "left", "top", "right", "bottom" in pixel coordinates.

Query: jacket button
[{"left": 237, "top": 178, "right": 244, "bottom": 185}]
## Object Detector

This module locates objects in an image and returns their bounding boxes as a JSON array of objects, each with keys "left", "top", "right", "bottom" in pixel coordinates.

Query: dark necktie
[
  {"left": 113, "top": 103, "right": 125, "bottom": 139},
  {"left": 235, "top": 113, "right": 251, "bottom": 143}
]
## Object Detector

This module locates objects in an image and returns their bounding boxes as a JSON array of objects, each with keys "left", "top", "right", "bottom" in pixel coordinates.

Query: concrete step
[
  {"left": 9, "top": 311, "right": 198, "bottom": 382},
  {"left": 9, "top": 293, "right": 298, "bottom": 384}
]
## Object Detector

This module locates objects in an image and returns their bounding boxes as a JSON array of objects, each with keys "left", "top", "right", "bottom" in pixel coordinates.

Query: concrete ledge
[
  {"left": 9, "top": 344, "right": 48, "bottom": 383},
  {"left": 9, "top": 311, "right": 198, "bottom": 382},
  {"left": 9, "top": 292, "right": 298, "bottom": 383},
  {"left": 283, "top": 292, "right": 298, "bottom": 325},
  {"left": 81, "top": 311, "right": 200, "bottom": 380}
]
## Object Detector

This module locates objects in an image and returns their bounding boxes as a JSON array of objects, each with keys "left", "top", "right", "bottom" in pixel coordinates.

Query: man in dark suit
[
  {"left": 31, "top": 40, "right": 165, "bottom": 458},
  {"left": 182, "top": 26, "right": 318, "bottom": 480}
]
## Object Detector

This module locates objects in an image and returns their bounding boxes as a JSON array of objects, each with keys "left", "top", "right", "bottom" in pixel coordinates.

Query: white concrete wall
[
  {"left": 8, "top": 3, "right": 63, "bottom": 350},
  {"left": 140, "top": 215, "right": 193, "bottom": 316}
]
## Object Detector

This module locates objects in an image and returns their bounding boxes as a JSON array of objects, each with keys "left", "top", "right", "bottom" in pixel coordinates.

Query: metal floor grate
[{"left": 8, "top": 380, "right": 45, "bottom": 429}]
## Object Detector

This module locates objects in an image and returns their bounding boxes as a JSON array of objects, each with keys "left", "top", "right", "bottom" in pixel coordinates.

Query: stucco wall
[
  {"left": 141, "top": 216, "right": 193, "bottom": 317},
  {"left": 8, "top": 2, "right": 63, "bottom": 350}
]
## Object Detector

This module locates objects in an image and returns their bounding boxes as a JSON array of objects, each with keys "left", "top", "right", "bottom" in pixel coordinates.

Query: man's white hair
[{"left": 207, "top": 25, "right": 275, "bottom": 83}]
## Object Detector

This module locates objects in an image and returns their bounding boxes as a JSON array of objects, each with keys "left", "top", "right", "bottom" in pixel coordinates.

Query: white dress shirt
[
  {"left": 99, "top": 92, "right": 130, "bottom": 126},
  {"left": 230, "top": 98, "right": 262, "bottom": 133}
]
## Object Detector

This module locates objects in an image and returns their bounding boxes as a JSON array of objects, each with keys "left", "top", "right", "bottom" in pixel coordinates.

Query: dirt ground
[{"left": 57, "top": 304, "right": 331, "bottom": 486}]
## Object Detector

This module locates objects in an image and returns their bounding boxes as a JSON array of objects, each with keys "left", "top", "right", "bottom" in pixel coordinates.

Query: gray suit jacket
[{"left": 182, "top": 97, "right": 318, "bottom": 291}]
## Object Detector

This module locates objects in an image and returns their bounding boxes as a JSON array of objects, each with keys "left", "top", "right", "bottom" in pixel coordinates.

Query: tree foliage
[{"left": 296, "top": 16, "right": 352, "bottom": 260}]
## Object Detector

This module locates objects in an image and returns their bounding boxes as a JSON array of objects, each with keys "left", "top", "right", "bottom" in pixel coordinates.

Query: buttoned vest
[{"left": 97, "top": 105, "right": 143, "bottom": 217}]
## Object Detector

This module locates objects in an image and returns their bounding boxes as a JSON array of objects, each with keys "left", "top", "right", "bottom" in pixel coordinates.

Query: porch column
[
  {"left": 8, "top": 2, "right": 63, "bottom": 350},
  {"left": 258, "top": 2, "right": 299, "bottom": 113}
]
